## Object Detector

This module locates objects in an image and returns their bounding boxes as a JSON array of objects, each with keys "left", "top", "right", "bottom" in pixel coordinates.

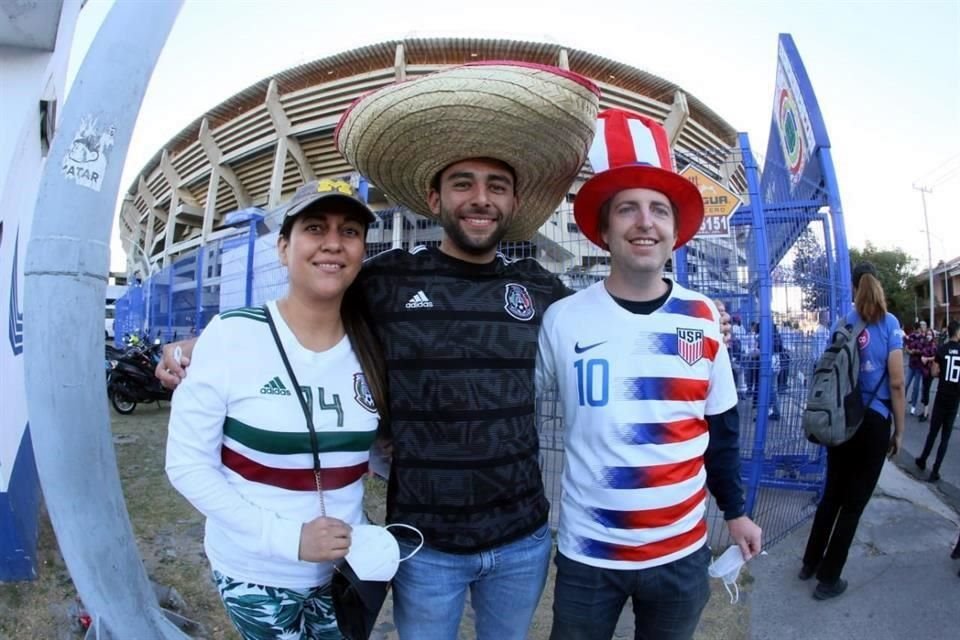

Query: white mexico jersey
[
  {"left": 538, "top": 281, "right": 737, "bottom": 570},
  {"left": 167, "top": 301, "right": 380, "bottom": 588}
]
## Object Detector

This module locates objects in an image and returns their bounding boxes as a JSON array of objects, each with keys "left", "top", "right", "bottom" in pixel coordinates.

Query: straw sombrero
[{"left": 335, "top": 61, "right": 600, "bottom": 241}]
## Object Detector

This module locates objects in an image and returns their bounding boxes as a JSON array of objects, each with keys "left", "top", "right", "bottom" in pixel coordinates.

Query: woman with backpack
[{"left": 798, "top": 262, "right": 906, "bottom": 600}]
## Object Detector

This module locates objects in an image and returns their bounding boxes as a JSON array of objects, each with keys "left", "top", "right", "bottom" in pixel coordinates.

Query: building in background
[
  {"left": 913, "top": 256, "right": 960, "bottom": 330},
  {"left": 0, "top": 0, "right": 83, "bottom": 581},
  {"left": 118, "top": 38, "right": 746, "bottom": 284}
]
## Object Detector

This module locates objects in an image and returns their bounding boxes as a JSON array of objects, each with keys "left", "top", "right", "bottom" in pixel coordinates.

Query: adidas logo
[
  {"left": 260, "top": 376, "right": 291, "bottom": 396},
  {"left": 405, "top": 290, "right": 434, "bottom": 309}
]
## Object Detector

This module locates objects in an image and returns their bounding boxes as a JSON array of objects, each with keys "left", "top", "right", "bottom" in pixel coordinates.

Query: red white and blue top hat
[{"left": 574, "top": 109, "right": 704, "bottom": 250}]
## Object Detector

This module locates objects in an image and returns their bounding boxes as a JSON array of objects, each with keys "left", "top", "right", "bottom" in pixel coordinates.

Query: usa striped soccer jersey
[
  {"left": 166, "top": 301, "right": 379, "bottom": 589},
  {"left": 537, "top": 281, "right": 737, "bottom": 570}
]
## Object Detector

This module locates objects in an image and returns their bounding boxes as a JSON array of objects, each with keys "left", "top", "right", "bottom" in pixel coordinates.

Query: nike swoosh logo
[{"left": 574, "top": 341, "right": 606, "bottom": 354}]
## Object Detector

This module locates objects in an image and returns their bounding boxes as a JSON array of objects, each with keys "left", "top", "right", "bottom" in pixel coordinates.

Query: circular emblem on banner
[{"left": 778, "top": 89, "right": 804, "bottom": 176}]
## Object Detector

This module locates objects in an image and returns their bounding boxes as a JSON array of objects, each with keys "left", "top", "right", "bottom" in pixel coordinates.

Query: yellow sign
[{"left": 679, "top": 165, "right": 742, "bottom": 238}]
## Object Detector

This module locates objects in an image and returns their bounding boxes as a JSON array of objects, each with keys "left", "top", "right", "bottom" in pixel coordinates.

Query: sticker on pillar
[{"left": 61, "top": 116, "right": 115, "bottom": 192}]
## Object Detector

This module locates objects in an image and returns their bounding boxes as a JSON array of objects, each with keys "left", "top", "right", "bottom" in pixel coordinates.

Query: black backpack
[{"left": 803, "top": 319, "right": 886, "bottom": 446}]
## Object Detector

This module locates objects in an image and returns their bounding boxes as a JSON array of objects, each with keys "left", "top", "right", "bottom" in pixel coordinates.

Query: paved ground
[{"left": 749, "top": 460, "right": 959, "bottom": 640}]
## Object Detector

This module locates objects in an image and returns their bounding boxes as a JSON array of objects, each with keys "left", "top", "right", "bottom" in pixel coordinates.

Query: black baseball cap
[
  {"left": 280, "top": 179, "right": 377, "bottom": 234},
  {"left": 852, "top": 262, "right": 878, "bottom": 289}
]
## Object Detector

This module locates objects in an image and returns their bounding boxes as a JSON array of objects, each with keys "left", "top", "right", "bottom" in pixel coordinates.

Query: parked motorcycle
[{"left": 107, "top": 336, "right": 171, "bottom": 414}]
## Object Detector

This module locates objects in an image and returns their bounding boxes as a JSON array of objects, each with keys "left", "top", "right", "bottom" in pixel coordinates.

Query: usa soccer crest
[
  {"left": 504, "top": 283, "right": 535, "bottom": 321},
  {"left": 677, "top": 328, "right": 704, "bottom": 365},
  {"left": 353, "top": 373, "right": 377, "bottom": 413}
]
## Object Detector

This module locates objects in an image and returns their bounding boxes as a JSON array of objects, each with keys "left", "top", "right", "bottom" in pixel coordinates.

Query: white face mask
[
  {"left": 343, "top": 524, "right": 423, "bottom": 582},
  {"left": 708, "top": 545, "right": 745, "bottom": 604}
]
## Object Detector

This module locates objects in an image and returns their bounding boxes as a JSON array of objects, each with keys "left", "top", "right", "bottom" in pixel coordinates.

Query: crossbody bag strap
[{"left": 263, "top": 304, "right": 326, "bottom": 516}]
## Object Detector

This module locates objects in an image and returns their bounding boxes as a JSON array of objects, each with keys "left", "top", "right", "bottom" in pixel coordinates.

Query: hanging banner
[{"left": 761, "top": 34, "right": 831, "bottom": 204}]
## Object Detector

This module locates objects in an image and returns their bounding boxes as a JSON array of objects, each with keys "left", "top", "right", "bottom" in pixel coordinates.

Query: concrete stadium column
[
  {"left": 719, "top": 147, "right": 742, "bottom": 186},
  {"left": 23, "top": 0, "right": 188, "bottom": 636},
  {"left": 392, "top": 211, "right": 403, "bottom": 249},
  {"left": 394, "top": 43, "right": 406, "bottom": 82},
  {"left": 138, "top": 175, "right": 166, "bottom": 259},
  {"left": 269, "top": 136, "right": 288, "bottom": 209},
  {"left": 557, "top": 48, "right": 570, "bottom": 70},
  {"left": 120, "top": 196, "right": 148, "bottom": 276},
  {"left": 198, "top": 118, "right": 252, "bottom": 210},
  {"left": 160, "top": 150, "right": 181, "bottom": 266},
  {"left": 663, "top": 91, "right": 689, "bottom": 148},
  {"left": 264, "top": 79, "right": 315, "bottom": 206},
  {"left": 201, "top": 165, "right": 220, "bottom": 244}
]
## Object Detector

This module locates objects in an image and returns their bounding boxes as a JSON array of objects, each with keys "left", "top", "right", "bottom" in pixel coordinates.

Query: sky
[{"left": 66, "top": 0, "right": 960, "bottom": 273}]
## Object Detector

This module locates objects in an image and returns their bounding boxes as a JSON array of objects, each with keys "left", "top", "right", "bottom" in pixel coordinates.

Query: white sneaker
[{"left": 910, "top": 406, "right": 916, "bottom": 415}]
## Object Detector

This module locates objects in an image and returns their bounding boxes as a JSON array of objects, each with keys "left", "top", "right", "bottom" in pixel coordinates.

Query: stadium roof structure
[{"left": 120, "top": 37, "right": 743, "bottom": 270}]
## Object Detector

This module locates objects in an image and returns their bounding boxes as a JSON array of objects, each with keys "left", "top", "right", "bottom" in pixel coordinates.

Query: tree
[
  {"left": 792, "top": 228, "right": 830, "bottom": 312},
  {"left": 849, "top": 243, "right": 917, "bottom": 326}
]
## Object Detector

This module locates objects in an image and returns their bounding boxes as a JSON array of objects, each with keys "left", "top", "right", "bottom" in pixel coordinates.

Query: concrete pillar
[
  {"left": 160, "top": 149, "right": 180, "bottom": 265},
  {"left": 198, "top": 118, "right": 252, "bottom": 209},
  {"left": 264, "top": 79, "right": 315, "bottom": 203},
  {"left": 201, "top": 165, "right": 220, "bottom": 244},
  {"left": 138, "top": 175, "right": 164, "bottom": 260},
  {"left": 557, "top": 48, "right": 570, "bottom": 71},
  {"left": 663, "top": 90, "right": 690, "bottom": 148},
  {"left": 23, "top": 0, "right": 188, "bottom": 635},
  {"left": 392, "top": 210, "right": 403, "bottom": 249},
  {"left": 394, "top": 43, "right": 406, "bottom": 82}
]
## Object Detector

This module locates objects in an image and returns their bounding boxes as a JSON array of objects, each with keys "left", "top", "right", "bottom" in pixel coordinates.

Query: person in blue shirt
[{"left": 799, "top": 262, "right": 906, "bottom": 600}]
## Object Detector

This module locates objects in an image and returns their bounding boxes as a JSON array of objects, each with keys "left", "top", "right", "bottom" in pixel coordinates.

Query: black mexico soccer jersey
[
  {"left": 935, "top": 341, "right": 960, "bottom": 400},
  {"left": 358, "top": 246, "right": 570, "bottom": 552}
]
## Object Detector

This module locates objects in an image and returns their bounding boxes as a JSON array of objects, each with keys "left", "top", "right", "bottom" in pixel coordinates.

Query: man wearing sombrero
[
  {"left": 537, "top": 109, "right": 762, "bottom": 640},
  {"left": 334, "top": 62, "right": 600, "bottom": 639},
  {"left": 158, "top": 61, "right": 601, "bottom": 638}
]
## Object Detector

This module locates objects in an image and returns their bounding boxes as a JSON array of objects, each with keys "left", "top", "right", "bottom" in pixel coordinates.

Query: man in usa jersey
[{"left": 537, "top": 109, "right": 762, "bottom": 640}]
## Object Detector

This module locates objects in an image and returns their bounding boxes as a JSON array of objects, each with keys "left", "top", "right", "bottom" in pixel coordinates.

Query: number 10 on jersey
[{"left": 575, "top": 358, "right": 610, "bottom": 407}]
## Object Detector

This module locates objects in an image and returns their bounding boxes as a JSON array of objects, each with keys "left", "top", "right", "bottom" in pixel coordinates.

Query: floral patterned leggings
[{"left": 213, "top": 570, "right": 342, "bottom": 640}]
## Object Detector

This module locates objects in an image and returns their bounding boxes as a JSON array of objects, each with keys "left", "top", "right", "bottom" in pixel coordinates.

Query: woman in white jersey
[
  {"left": 799, "top": 262, "right": 905, "bottom": 600},
  {"left": 166, "top": 179, "right": 388, "bottom": 639}
]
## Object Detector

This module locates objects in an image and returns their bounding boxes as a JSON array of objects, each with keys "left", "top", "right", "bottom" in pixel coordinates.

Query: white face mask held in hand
[
  {"left": 708, "top": 545, "right": 746, "bottom": 604},
  {"left": 343, "top": 523, "right": 424, "bottom": 582},
  {"left": 332, "top": 523, "right": 424, "bottom": 640}
]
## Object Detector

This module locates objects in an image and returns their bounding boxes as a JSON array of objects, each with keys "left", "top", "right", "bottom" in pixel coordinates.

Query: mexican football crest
[
  {"left": 503, "top": 283, "right": 535, "bottom": 321},
  {"left": 353, "top": 372, "right": 377, "bottom": 413}
]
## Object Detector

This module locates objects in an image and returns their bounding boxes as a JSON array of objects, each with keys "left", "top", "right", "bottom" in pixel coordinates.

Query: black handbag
[
  {"left": 330, "top": 561, "right": 390, "bottom": 640},
  {"left": 264, "top": 305, "right": 390, "bottom": 640}
]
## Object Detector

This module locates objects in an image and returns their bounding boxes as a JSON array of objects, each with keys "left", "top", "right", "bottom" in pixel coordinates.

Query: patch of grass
[{"left": 2, "top": 404, "right": 750, "bottom": 640}]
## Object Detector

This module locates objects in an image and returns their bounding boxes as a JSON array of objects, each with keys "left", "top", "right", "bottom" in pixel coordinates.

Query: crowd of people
[{"left": 152, "top": 61, "right": 957, "bottom": 640}]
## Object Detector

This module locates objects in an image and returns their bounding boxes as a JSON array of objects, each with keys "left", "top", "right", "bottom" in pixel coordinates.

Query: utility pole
[{"left": 913, "top": 184, "right": 935, "bottom": 330}]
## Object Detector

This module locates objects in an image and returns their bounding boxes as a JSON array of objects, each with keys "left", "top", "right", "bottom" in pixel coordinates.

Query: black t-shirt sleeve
[{"left": 704, "top": 406, "right": 746, "bottom": 520}]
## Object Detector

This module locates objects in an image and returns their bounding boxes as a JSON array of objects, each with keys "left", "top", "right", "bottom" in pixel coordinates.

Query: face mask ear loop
[
  {"left": 723, "top": 580, "right": 739, "bottom": 605},
  {"left": 386, "top": 524, "right": 425, "bottom": 561}
]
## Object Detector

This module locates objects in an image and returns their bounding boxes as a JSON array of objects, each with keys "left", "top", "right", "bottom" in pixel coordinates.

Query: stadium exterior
[{"left": 120, "top": 38, "right": 745, "bottom": 279}]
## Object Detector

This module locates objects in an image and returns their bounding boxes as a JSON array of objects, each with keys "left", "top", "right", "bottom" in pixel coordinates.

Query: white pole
[
  {"left": 23, "top": 1, "right": 187, "bottom": 637},
  {"left": 914, "top": 184, "right": 935, "bottom": 329}
]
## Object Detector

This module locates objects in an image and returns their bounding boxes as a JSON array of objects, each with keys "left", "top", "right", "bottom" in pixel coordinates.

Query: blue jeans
[
  {"left": 393, "top": 522, "right": 552, "bottom": 640},
  {"left": 906, "top": 366, "right": 923, "bottom": 406},
  {"left": 550, "top": 545, "right": 712, "bottom": 640}
]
